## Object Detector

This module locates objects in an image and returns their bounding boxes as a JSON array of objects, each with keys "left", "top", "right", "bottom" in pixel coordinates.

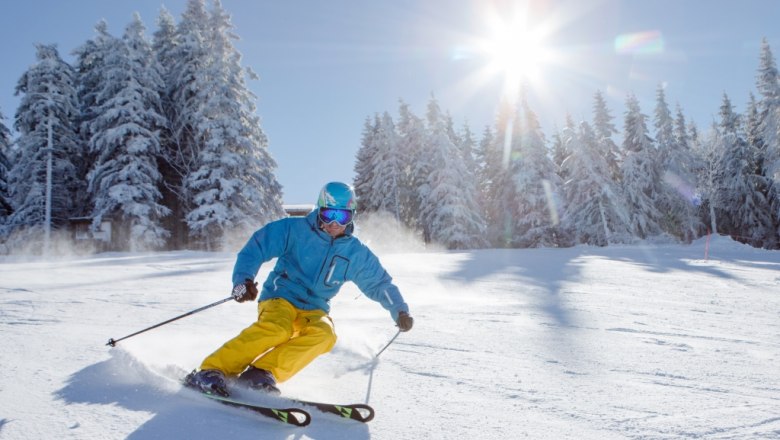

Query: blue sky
[{"left": 0, "top": 0, "right": 778, "bottom": 204}]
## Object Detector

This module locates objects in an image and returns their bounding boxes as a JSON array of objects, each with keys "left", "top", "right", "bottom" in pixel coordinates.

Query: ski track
[{"left": 0, "top": 238, "right": 779, "bottom": 439}]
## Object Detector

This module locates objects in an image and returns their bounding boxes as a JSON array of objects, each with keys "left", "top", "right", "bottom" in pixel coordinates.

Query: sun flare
[
  {"left": 482, "top": 21, "right": 546, "bottom": 80},
  {"left": 472, "top": 6, "right": 554, "bottom": 99}
]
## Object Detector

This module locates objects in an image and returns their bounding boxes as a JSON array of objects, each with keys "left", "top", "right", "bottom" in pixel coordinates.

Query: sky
[
  {"left": 0, "top": 0, "right": 778, "bottom": 204},
  {"left": 1, "top": 236, "right": 778, "bottom": 438}
]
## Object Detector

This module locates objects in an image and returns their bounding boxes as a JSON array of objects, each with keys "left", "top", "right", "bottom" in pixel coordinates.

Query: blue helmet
[{"left": 317, "top": 182, "right": 357, "bottom": 211}]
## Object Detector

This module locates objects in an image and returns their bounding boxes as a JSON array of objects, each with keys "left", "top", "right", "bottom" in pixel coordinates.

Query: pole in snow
[
  {"left": 374, "top": 330, "right": 401, "bottom": 359},
  {"left": 106, "top": 296, "right": 233, "bottom": 347}
]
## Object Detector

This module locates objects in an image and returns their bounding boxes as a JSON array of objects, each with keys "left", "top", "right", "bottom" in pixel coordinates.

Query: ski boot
[
  {"left": 237, "top": 366, "right": 281, "bottom": 395},
  {"left": 184, "top": 369, "right": 230, "bottom": 397}
]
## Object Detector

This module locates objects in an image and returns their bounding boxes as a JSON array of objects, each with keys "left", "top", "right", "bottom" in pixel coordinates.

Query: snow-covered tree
[
  {"left": 151, "top": 7, "right": 185, "bottom": 246},
  {"left": 473, "top": 124, "right": 505, "bottom": 244},
  {"left": 72, "top": 20, "right": 117, "bottom": 201},
  {"left": 367, "top": 112, "right": 403, "bottom": 219},
  {"left": 620, "top": 93, "right": 663, "bottom": 239},
  {"left": 353, "top": 113, "right": 400, "bottom": 217},
  {"left": 396, "top": 99, "right": 432, "bottom": 236},
  {"left": 85, "top": 14, "right": 171, "bottom": 250},
  {"left": 161, "top": 0, "right": 212, "bottom": 244},
  {"left": 714, "top": 94, "right": 773, "bottom": 247},
  {"left": 671, "top": 105, "right": 705, "bottom": 241},
  {"left": 754, "top": 38, "right": 780, "bottom": 248},
  {"left": 744, "top": 95, "right": 777, "bottom": 248},
  {"left": 182, "top": 0, "right": 284, "bottom": 249},
  {"left": 561, "top": 120, "right": 631, "bottom": 246},
  {"left": 550, "top": 126, "right": 566, "bottom": 180},
  {"left": 0, "top": 109, "right": 12, "bottom": 220},
  {"left": 508, "top": 99, "right": 564, "bottom": 247},
  {"left": 453, "top": 121, "right": 488, "bottom": 248},
  {"left": 592, "top": 90, "right": 622, "bottom": 182},
  {"left": 420, "top": 97, "right": 486, "bottom": 249},
  {"left": 458, "top": 123, "right": 478, "bottom": 177},
  {"left": 484, "top": 99, "right": 521, "bottom": 247},
  {"left": 653, "top": 87, "right": 701, "bottom": 241},
  {"left": 152, "top": 7, "right": 179, "bottom": 110},
  {"left": 353, "top": 115, "right": 381, "bottom": 213},
  {"left": 4, "top": 44, "right": 80, "bottom": 249},
  {"left": 694, "top": 122, "right": 722, "bottom": 234}
]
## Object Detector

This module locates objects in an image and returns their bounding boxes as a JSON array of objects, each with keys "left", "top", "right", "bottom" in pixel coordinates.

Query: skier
[{"left": 186, "top": 182, "right": 413, "bottom": 396}]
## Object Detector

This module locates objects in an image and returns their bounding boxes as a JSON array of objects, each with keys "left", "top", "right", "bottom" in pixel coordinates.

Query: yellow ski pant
[{"left": 200, "top": 298, "right": 337, "bottom": 382}]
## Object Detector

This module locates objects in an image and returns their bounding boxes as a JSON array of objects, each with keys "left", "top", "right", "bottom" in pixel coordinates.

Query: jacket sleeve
[
  {"left": 232, "top": 219, "right": 290, "bottom": 286},
  {"left": 352, "top": 247, "right": 409, "bottom": 321}
]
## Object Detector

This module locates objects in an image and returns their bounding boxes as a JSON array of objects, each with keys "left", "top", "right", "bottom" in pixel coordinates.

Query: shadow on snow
[{"left": 54, "top": 350, "right": 369, "bottom": 440}]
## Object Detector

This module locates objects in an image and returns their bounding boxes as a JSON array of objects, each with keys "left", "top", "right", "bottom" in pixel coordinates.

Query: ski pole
[
  {"left": 106, "top": 296, "right": 234, "bottom": 347},
  {"left": 374, "top": 329, "right": 401, "bottom": 359}
]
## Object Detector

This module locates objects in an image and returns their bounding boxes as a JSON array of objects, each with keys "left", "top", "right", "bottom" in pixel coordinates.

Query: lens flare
[{"left": 614, "top": 30, "right": 664, "bottom": 55}]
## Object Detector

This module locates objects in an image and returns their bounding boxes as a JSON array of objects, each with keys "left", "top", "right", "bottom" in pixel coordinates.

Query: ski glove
[
  {"left": 232, "top": 279, "right": 258, "bottom": 303},
  {"left": 396, "top": 311, "right": 414, "bottom": 332}
]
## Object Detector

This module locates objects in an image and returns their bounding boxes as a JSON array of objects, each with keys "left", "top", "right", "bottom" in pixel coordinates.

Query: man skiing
[{"left": 186, "top": 182, "right": 413, "bottom": 397}]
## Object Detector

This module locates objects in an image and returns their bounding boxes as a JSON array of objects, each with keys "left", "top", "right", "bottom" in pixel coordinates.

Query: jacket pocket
[{"left": 324, "top": 255, "right": 349, "bottom": 287}]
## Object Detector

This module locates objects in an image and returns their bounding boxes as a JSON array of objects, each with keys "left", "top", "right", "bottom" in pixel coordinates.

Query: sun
[{"left": 473, "top": 6, "right": 554, "bottom": 98}]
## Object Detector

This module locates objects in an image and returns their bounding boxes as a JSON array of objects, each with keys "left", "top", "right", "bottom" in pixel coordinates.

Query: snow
[{"left": 1, "top": 237, "right": 778, "bottom": 439}]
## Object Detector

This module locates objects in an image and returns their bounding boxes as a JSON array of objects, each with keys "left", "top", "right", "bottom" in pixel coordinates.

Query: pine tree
[
  {"left": 152, "top": 6, "right": 186, "bottom": 247},
  {"left": 508, "top": 98, "right": 564, "bottom": 247},
  {"left": 421, "top": 97, "right": 486, "bottom": 249},
  {"left": 562, "top": 120, "right": 631, "bottom": 246},
  {"left": 592, "top": 90, "right": 623, "bottom": 183},
  {"left": 671, "top": 105, "right": 705, "bottom": 241},
  {"left": 183, "top": 0, "right": 284, "bottom": 249},
  {"left": 0, "top": 108, "right": 12, "bottom": 220},
  {"left": 4, "top": 44, "right": 80, "bottom": 250},
  {"left": 353, "top": 116, "right": 380, "bottom": 213},
  {"left": 550, "top": 126, "right": 566, "bottom": 181},
  {"left": 714, "top": 94, "right": 773, "bottom": 246},
  {"left": 459, "top": 123, "right": 478, "bottom": 177},
  {"left": 368, "top": 112, "right": 403, "bottom": 220},
  {"left": 754, "top": 38, "right": 780, "bottom": 248},
  {"left": 685, "top": 118, "right": 709, "bottom": 228},
  {"left": 620, "top": 93, "right": 663, "bottom": 239},
  {"left": 396, "top": 99, "right": 431, "bottom": 237},
  {"left": 163, "top": 0, "right": 212, "bottom": 244},
  {"left": 473, "top": 124, "right": 504, "bottom": 245},
  {"left": 454, "top": 122, "right": 489, "bottom": 248},
  {"left": 694, "top": 122, "right": 722, "bottom": 234},
  {"left": 72, "top": 20, "right": 116, "bottom": 204},
  {"left": 85, "top": 14, "right": 171, "bottom": 250},
  {"left": 487, "top": 99, "right": 521, "bottom": 247},
  {"left": 653, "top": 87, "right": 700, "bottom": 241}
]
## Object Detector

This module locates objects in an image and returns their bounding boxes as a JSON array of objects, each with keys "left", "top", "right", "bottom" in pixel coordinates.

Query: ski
[
  {"left": 292, "top": 399, "right": 374, "bottom": 423},
  {"left": 199, "top": 392, "right": 312, "bottom": 427},
  {"left": 182, "top": 371, "right": 371, "bottom": 424}
]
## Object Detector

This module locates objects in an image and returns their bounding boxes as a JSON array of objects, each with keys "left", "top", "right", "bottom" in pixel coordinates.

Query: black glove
[
  {"left": 232, "top": 279, "right": 258, "bottom": 303},
  {"left": 396, "top": 311, "right": 413, "bottom": 332}
]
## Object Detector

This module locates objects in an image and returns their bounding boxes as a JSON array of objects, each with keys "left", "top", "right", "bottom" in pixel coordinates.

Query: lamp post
[{"left": 44, "top": 111, "right": 53, "bottom": 256}]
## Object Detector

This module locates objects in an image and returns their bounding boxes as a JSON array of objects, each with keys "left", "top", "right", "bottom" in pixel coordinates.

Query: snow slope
[{"left": 0, "top": 237, "right": 778, "bottom": 439}]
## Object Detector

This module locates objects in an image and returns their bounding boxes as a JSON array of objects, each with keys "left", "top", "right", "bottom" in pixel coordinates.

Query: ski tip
[
  {"left": 349, "top": 404, "right": 375, "bottom": 422},
  {"left": 284, "top": 408, "right": 312, "bottom": 427}
]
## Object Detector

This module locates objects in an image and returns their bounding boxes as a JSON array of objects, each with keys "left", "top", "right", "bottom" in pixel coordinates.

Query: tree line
[
  {"left": 355, "top": 40, "right": 780, "bottom": 250},
  {"left": 0, "top": 0, "right": 284, "bottom": 253},
  {"left": 0, "top": 0, "right": 778, "bottom": 253}
]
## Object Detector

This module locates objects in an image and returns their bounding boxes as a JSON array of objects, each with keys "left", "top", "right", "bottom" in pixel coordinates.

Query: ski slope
[{"left": 0, "top": 236, "right": 778, "bottom": 439}]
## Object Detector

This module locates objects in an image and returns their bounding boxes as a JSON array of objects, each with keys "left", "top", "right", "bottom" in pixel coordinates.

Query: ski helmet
[{"left": 317, "top": 182, "right": 357, "bottom": 211}]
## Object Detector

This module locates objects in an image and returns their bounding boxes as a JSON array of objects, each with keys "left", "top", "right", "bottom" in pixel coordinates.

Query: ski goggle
[{"left": 318, "top": 207, "right": 354, "bottom": 226}]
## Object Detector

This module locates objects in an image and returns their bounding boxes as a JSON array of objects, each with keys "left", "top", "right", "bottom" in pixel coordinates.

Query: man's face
[{"left": 321, "top": 221, "right": 347, "bottom": 238}]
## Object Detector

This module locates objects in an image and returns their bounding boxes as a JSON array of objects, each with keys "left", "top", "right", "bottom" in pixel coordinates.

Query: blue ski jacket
[{"left": 232, "top": 211, "right": 409, "bottom": 321}]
